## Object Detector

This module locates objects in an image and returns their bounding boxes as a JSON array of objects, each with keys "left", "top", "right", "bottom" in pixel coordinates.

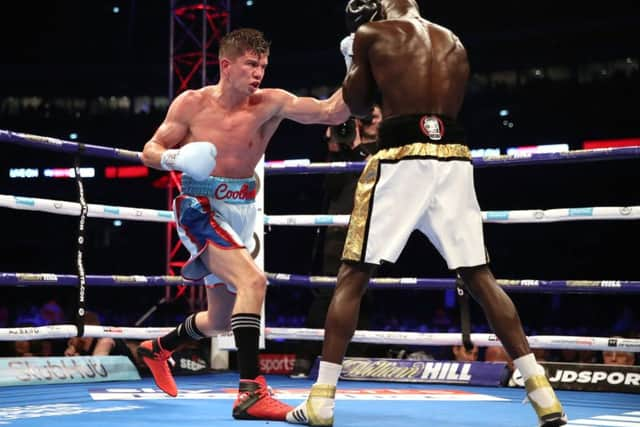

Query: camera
[{"left": 329, "top": 117, "right": 357, "bottom": 148}]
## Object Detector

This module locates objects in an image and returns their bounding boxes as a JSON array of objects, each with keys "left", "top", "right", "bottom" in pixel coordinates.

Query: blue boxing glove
[
  {"left": 340, "top": 33, "right": 355, "bottom": 71},
  {"left": 160, "top": 141, "right": 217, "bottom": 181}
]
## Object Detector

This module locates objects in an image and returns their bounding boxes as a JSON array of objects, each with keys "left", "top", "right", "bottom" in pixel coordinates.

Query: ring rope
[
  {"left": 264, "top": 146, "right": 640, "bottom": 174},
  {"left": 2, "top": 128, "right": 639, "bottom": 170},
  {"left": 2, "top": 195, "right": 638, "bottom": 225},
  {"left": 265, "top": 328, "right": 640, "bottom": 352},
  {"left": 0, "top": 325, "right": 173, "bottom": 341},
  {"left": 0, "top": 272, "right": 190, "bottom": 287},
  {"left": 0, "top": 129, "right": 140, "bottom": 162},
  {"left": 0, "top": 195, "right": 173, "bottom": 222},
  {"left": 265, "top": 207, "right": 640, "bottom": 225},
  {"left": 1, "top": 324, "right": 638, "bottom": 353},
  {"left": 1, "top": 272, "right": 638, "bottom": 294},
  {"left": 265, "top": 273, "right": 640, "bottom": 294}
]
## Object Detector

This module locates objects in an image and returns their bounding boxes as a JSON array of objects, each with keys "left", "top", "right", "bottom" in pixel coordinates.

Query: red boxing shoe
[
  {"left": 137, "top": 339, "right": 178, "bottom": 397},
  {"left": 232, "top": 375, "right": 293, "bottom": 421}
]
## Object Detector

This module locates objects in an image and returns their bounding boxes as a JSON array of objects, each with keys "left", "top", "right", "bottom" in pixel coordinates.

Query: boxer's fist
[
  {"left": 161, "top": 141, "right": 217, "bottom": 181},
  {"left": 345, "top": 0, "right": 382, "bottom": 33},
  {"left": 340, "top": 33, "right": 355, "bottom": 71}
]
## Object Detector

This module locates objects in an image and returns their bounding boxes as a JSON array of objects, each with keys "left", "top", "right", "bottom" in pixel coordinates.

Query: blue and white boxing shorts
[{"left": 174, "top": 174, "right": 257, "bottom": 292}]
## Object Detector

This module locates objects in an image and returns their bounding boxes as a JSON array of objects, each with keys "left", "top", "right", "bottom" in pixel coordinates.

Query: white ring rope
[
  {"left": 266, "top": 328, "right": 640, "bottom": 352},
  {"left": 0, "top": 325, "right": 173, "bottom": 340},
  {"left": 266, "top": 207, "right": 640, "bottom": 226},
  {"left": 2, "top": 195, "right": 639, "bottom": 225},
  {"left": 1, "top": 325, "right": 638, "bottom": 352},
  {"left": 0, "top": 195, "right": 173, "bottom": 223}
]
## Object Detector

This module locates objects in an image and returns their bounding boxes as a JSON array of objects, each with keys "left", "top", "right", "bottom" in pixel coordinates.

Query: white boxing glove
[
  {"left": 340, "top": 33, "right": 355, "bottom": 71},
  {"left": 160, "top": 141, "right": 217, "bottom": 181}
]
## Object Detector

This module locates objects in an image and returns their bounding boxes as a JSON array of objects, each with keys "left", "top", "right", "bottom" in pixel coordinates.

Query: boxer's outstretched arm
[{"left": 272, "top": 88, "right": 351, "bottom": 126}]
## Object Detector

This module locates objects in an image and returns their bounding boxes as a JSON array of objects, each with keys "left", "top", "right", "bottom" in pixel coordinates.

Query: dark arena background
[{"left": 0, "top": 1, "right": 638, "bottom": 426}]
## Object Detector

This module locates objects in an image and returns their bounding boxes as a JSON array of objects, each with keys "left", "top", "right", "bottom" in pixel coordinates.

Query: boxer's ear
[{"left": 220, "top": 57, "right": 231, "bottom": 69}]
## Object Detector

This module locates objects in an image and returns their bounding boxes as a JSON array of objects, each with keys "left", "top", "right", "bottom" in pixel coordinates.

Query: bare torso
[
  {"left": 180, "top": 86, "right": 284, "bottom": 178},
  {"left": 364, "top": 18, "right": 469, "bottom": 119}
]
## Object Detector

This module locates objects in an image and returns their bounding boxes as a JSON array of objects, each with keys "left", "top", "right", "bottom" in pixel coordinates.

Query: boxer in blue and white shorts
[{"left": 134, "top": 28, "right": 351, "bottom": 421}]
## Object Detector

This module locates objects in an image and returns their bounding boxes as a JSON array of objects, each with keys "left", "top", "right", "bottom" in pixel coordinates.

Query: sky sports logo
[{"left": 259, "top": 354, "right": 295, "bottom": 374}]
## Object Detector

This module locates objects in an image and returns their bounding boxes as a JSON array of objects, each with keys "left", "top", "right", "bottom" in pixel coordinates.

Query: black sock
[
  {"left": 231, "top": 313, "right": 261, "bottom": 380},
  {"left": 159, "top": 313, "right": 206, "bottom": 351}
]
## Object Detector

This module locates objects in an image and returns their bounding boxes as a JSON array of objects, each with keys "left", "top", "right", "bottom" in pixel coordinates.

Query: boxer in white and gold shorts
[
  {"left": 175, "top": 174, "right": 257, "bottom": 292},
  {"left": 342, "top": 113, "right": 488, "bottom": 268},
  {"left": 289, "top": 2, "right": 565, "bottom": 422},
  {"left": 291, "top": 114, "right": 565, "bottom": 427}
]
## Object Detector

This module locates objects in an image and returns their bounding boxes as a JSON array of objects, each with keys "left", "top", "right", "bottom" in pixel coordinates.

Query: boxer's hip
[
  {"left": 377, "top": 113, "right": 468, "bottom": 157},
  {"left": 180, "top": 174, "right": 257, "bottom": 204}
]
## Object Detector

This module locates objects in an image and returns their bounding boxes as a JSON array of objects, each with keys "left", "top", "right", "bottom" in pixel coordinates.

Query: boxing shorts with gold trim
[{"left": 342, "top": 114, "right": 489, "bottom": 269}]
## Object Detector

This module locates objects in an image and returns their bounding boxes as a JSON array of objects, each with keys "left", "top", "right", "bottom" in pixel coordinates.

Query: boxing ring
[{"left": 1, "top": 129, "right": 639, "bottom": 426}]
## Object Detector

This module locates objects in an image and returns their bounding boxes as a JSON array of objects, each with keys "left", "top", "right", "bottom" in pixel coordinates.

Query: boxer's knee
[
  {"left": 457, "top": 264, "right": 492, "bottom": 287},
  {"left": 336, "top": 261, "right": 374, "bottom": 297},
  {"left": 457, "top": 264, "right": 497, "bottom": 300},
  {"left": 237, "top": 269, "right": 267, "bottom": 299}
]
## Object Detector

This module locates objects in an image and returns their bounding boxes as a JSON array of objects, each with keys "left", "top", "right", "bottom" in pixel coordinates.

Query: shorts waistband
[
  {"left": 378, "top": 114, "right": 466, "bottom": 149},
  {"left": 181, "top": 175, "right": 257, "bottom": 204}
]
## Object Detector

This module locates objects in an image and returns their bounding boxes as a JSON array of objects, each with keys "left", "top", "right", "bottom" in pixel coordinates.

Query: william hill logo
[{"left": 342, "top": 359, "right": 472, "bottom": 383}]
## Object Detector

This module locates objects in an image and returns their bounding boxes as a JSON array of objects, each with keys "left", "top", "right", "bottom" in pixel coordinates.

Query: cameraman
[
  {"left": 291, "top": 106, "right": 382, "bottom": 377},
  {"left": 323, "top": 106, "right": 381, "bottom": 272}
]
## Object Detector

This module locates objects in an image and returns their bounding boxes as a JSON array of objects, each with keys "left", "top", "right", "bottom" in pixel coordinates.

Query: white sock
[
  {"left": 513, "top": 353, "right": 545, "bottom": 380},
  {"left": 316, "top": 361, "right": 342, "bottom": 386}
]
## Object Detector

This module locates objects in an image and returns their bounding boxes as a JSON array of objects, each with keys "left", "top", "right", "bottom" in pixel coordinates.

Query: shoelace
[{"left": 256, "top": 386, "right": 290, "bottom": 410}]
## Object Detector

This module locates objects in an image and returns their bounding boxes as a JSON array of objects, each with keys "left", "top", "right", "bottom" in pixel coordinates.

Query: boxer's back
[{"left": 368, "top": 18, "right": 469, "bottom": 119}]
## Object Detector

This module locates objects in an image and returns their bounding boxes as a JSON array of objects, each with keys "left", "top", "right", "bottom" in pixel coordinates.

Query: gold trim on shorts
[{"left": 342, "top": 142, "right": 471, "bottom": 263}]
